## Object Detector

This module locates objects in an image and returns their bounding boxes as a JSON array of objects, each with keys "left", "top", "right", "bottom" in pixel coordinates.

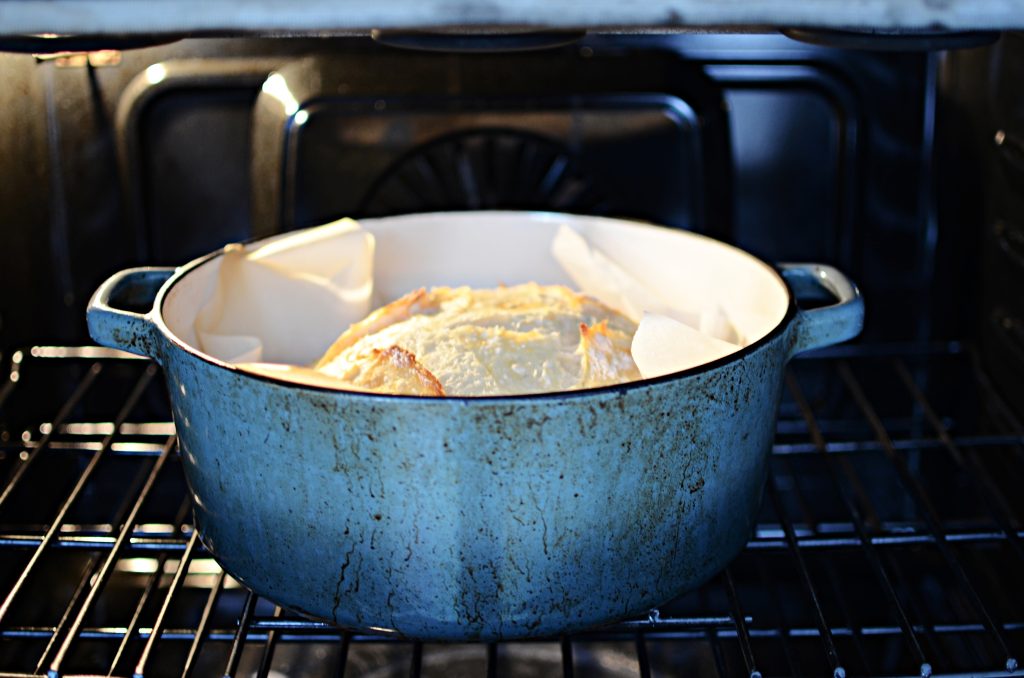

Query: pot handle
[
  {"left": 87, "top": 267, "right": 175, "bottom": 361},
  {"left": 780, "top": 263, "right": 864, "bottom": 357}
]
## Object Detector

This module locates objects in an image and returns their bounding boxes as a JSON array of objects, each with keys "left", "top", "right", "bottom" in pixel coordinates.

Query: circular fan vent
[{"left": 358, "top": 128, "right": 604, "bottom": 217}]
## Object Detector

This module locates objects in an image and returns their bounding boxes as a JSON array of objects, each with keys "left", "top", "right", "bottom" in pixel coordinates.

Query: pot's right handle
[
  {"left": 87, "top": 267, "right": 175, "bottom": 362},
  {"left": 780, "top": 263, "right": 864, "bottom": 357}
]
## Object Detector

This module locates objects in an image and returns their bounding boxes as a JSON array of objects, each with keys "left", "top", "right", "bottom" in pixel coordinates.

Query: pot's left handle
[
  {"left": 780, "top": 263, "right": 864, "bottom": 358},
  {"left": 87, "top": 267, "right": 176, "bottom": 362}
]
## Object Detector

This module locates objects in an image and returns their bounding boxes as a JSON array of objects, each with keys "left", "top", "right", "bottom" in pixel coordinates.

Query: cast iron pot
[{"left": 86, "top": 212, "right": 863, "bottom": 641}]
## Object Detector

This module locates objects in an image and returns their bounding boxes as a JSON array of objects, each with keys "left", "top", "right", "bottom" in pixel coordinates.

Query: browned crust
[
  {"left": 577, "top": 319, "right": 640, "bottom": 386},
  {"left": 579, "top": 318, "right": 608, "bottom": 339},
  {"left": 315, "top": 288, "right": 437, "bottom": 369},
  {"left": 332, "top": 344, "right": 445, "bottom": 396},
  {"left": 238, "top": 346, "right": 445, "bottom": 396},
  {"left": 370, "top": 346, "right": 446, "bottom": 396},
  {"left": 315, "top": 284, "right": 640, "bottom": 395}
]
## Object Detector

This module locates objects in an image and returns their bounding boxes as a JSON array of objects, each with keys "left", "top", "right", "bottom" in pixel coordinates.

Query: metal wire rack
[{"left": 0, "top": 343, "right": 1020, "bottom": 678}]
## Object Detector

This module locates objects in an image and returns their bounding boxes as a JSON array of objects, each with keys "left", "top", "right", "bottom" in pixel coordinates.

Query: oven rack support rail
[{"left": 0, "top": 342, "right": 1020, "bottom": 677}]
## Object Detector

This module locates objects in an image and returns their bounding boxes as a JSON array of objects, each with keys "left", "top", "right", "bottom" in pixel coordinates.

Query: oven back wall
[{"left": 0, "top": 35, "right": 979, "bottom": 351}]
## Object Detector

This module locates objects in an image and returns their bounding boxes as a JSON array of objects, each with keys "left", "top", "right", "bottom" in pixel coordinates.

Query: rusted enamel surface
[{"left": 86, "top": 221, "right": 863, "bottom": 641}]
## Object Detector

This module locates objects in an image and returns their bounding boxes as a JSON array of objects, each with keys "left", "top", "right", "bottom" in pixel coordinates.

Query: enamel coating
[{"left": 87, "top": 238, "right": 862, "bottom": 642}]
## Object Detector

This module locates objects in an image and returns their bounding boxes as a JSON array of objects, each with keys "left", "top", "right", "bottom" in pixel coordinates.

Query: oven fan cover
[{"left": 357, "top": 128, "right": 604, "bottom": 217}]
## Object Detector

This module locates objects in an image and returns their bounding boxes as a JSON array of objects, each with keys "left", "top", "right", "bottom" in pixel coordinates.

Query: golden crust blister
[
  {"left": 331, "top": 345, "right": 446, "bottom": 397},
  {"left": 315, "top": 288, "right": 438, "bottom": 369},
  {"left": 315, "top": 283, "right": 640, "bottom": 396},
  {"left": 578, "top": 319, "right": 641, "bottom": 387}
]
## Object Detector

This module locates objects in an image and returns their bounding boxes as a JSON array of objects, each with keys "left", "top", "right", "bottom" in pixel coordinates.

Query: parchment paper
[{"left": 194, "top": 216, "right": 744, "bottom": 386}]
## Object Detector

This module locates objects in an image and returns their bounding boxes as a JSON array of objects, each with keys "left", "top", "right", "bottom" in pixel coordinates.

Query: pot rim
[{"left": 152, "top": 210, "right": 798, "bottom": 402}]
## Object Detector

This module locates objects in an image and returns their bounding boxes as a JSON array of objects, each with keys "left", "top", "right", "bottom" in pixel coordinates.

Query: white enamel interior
[{"left": 161, "top": 211, "right": 791, "bottom": 363}]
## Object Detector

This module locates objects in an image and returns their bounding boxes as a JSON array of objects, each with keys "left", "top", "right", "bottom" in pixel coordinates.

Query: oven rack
[{"left": 0, "top": 344, "right": 1020, "bottom": 677}]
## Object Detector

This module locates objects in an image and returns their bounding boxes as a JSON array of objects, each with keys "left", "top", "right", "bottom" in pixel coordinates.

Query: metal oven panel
[
  {"left": 248, "top": 50, "right": 734, "bottom": 240},
  {"left": 285, "top": 102, "right": 705, "bottom": 231}
]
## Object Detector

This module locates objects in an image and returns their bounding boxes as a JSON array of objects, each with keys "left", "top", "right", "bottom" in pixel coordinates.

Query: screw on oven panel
[
  {"left": 995, "top": 129, "right": 1022, "bottom": 150},
  {"left": 995, "top": 129, "right": 1024, "bottom": 171}
]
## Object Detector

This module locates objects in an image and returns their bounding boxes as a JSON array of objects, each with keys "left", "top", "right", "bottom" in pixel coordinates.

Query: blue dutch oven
[{"left": 86, "top": 212, "right": 862, "bottom": 641}]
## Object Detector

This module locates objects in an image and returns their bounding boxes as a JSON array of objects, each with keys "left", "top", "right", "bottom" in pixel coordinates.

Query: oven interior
[{"left": 0, "top": 31, "right": 1022, "bottom": 677}]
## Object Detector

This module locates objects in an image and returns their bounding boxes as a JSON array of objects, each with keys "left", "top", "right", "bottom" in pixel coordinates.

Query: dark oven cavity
[{"left": 0, "top": 33, "right": 1021, "bottom": 677}]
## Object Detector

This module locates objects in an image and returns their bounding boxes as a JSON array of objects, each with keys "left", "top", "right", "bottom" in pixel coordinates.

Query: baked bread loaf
[{"left": 314, "top": 283, "right": 640, "bottom": 396}]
